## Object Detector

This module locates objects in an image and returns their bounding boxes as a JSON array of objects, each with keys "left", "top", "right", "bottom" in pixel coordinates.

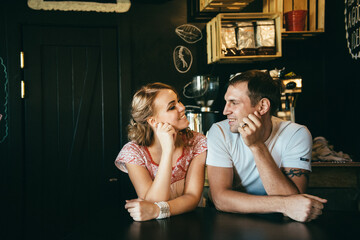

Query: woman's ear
[
  {"left": 147, "top": 118, "right": 157, "bottom": 127},
  {"left": 258, "top": 98, "right": 271, "bottom": 116}
]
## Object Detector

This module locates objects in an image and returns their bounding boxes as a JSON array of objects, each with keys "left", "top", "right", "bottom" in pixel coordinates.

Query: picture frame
[{"left": 27, "top": 0, "right": 131, "bottom": 13}]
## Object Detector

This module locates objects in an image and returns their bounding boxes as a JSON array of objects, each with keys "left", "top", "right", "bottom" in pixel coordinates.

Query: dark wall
[
  {"left": 2, "top": 1, "right": 356, "bottom": 159},
  {"left": 123, "top": 0, "right": 207, "bottom": 100}
]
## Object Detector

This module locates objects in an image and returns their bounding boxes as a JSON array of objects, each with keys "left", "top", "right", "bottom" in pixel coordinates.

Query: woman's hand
[
  {"left": 155, "top": 122, "right": 176, "bottom": 152},
  {"left": 125, "top": 198, "right": 160, "bottom": 221}
]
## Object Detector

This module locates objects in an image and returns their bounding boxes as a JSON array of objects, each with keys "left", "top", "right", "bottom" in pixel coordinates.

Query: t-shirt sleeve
[
  {"left": 114, "top": 142, "right": 146, "bottom": 173},
  {"left": 281, "top": 126, "right": 312, "bottom": 171},
  {"left": 206, "top": 123, "right": 233, "bottom": 168},
  {"left": 192, "top": 132, "right": 207, "bottom": 157}
]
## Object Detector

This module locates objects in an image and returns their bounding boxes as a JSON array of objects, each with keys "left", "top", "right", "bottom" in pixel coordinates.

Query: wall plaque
[{"left": 345, "top": 0, "right": 360, "bottom": 59}]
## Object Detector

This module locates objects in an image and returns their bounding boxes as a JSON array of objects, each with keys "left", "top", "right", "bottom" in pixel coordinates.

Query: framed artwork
[
  {"left": 187, "top": 0, "right": 262, "bottom": 22},
  {"left": 27, "top": 0, "right": 131, "bottom": 13}
]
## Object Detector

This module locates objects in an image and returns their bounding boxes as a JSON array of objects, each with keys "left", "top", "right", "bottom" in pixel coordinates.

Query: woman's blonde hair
[{"left": 128, "top": 82, "right": 192, "bottom": 146}]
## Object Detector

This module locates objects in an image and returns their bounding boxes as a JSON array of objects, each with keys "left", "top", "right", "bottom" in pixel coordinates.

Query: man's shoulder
[
  {"left": 273, "top": 117, "right": 308, "bottom": 133},
  {"left": 208, "top": 119, "right": 242, "bottom": 146},
  {"left": 209, "top": 119, "right": 231, "bottom": 137},
  {"left": 272, "top": 117, "right": 311, "bottom": 142},
  {"left": 209, "top": 119, "right": 226, "bottom": 130}
]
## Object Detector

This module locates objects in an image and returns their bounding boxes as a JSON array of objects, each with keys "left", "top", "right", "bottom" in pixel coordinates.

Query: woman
[{"left": 115, "top": 82, "right": 207, "bottom": 221}]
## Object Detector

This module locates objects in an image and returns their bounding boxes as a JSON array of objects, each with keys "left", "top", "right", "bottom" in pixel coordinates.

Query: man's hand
[
  {"left": 238, "top": 111, "right": 266, "bottom": 148},
  {"left": 125, "top": 198, "right": 160, "bottom": 221},
  {"left": 282, "top": 194, "right": 327, "bottom": 222}
]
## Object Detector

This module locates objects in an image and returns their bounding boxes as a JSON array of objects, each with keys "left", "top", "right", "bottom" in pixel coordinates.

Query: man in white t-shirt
[{"left": 206, "top": 70, "right": 327, "bottom": 222}]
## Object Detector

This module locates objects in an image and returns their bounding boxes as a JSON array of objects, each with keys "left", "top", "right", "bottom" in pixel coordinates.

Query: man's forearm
[
  {"left": 250, "top": 144, "right": 300, "bottom": 195},
  {"left": 211, "top": 189, "right": 327, "bottom": 222},
  {"left": 212, "top": 189, "right": 285, "bottom": 214}
]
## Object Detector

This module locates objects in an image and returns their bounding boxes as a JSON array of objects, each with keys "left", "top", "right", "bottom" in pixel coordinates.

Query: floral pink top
[{"left": 115, "top": 131, "right": 207, "bottom": 199}]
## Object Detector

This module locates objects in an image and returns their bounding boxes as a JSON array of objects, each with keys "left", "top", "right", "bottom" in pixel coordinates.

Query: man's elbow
[
  {"left": 210, "top": 191, "right": 229, "bottom": 212},
  {"left": 213, "top": 201, "right": 226, "bottom": 212}
]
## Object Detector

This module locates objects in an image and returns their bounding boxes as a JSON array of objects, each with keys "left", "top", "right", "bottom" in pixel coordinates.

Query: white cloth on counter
[{"left": 312, "top": 136, "right": 352, "bottom": 163}]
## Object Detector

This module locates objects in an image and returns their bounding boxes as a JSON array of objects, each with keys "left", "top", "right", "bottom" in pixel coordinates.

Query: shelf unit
[
  {"left": 206, "top": 12, "right": 282, "bottom": 64},
  {"left": 204, "top": 0, "right": 325, "bottom": 63},
  {"left": 263, "top": 0, "right": 325, "bottom": 40}
]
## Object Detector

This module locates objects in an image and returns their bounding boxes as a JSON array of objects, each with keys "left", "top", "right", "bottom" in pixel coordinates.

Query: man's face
[{"left": 223, "top": 82, "right": 257, "bottom": 133}]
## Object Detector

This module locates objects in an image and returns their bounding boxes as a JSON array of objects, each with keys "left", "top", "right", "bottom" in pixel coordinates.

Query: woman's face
[{"left": 152, "top": 89, "right": 189, "bottom": 131}]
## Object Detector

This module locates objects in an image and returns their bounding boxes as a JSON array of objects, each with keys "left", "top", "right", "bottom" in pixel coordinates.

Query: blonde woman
[{"left": 115, "top": 82, "right": 207, "bottom": 221}]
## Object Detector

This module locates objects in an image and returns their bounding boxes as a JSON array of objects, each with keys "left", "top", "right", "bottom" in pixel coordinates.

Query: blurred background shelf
[
  {"left": 200, "top": 0, "right": 255, "bottom": 12},
  {"left": 281, "top": 30, "right": 325, "bottom": 40}
]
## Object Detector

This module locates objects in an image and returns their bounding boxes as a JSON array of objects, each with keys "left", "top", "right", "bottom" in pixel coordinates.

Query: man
[{"left": 206, "top": 70, "right": 327, "bottom": 222}]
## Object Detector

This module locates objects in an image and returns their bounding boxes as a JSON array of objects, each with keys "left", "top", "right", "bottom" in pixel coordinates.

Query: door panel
[{"left": 22, "top": 26, "right": 123, "bottom": 238}]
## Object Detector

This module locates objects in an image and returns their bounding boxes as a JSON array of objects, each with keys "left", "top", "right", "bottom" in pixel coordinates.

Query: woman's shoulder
[
  {"left": 188, "top": 130, "right": 206, "bottom": 142},
  {"left": 115, "top": 141, "right": 149, "bottom": 172},
  {"left": 120, "top": 141, "right": 147, "bottom": 155},
  {"left": 184, "top": 131, "right": 207, "bottom": 153}
]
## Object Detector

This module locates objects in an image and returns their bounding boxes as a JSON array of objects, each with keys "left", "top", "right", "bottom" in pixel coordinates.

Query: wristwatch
[{"left": 154, "top": 201, "right": 170, "bottom": 219}]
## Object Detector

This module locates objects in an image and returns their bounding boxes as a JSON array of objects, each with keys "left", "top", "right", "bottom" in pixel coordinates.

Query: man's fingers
[
  {"left": 311, "top": 200, "right": 325, "bottom": 210},
  {"left": 303, "top": 194, "right": 328, "bottom": 203},
  {"left": 306, "top": 209, "right": 322, "bottom": 222},
  {"left": 247, "top": 112, "right": 261, "bottom": 127},
  {"left": 303, "top": 194, "right": 326, "bottom": 210}
]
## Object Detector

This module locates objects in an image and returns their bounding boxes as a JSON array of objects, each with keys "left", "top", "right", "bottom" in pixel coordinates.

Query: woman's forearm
[
  {"left": 167, "top": 193, "right": 201, "bottom": 216},
  {"left": 143, "top": 150, "right": 173, "bottom": 201}
]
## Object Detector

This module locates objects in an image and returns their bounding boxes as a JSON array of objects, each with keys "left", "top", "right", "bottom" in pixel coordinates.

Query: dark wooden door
[{"left": 22, "top": 25, "right": 124, "bottom": 238}]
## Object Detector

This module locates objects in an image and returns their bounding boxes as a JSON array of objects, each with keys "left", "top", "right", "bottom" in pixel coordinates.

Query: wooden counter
[
  {"left": 74, "top": 208, "right": 360, "bottom": 240},
  {"left": 308, "top": 162, "right": 360, "bottom": 211},
  {"left": 310, "top": 162, "right": 360, "bottom": 187}
]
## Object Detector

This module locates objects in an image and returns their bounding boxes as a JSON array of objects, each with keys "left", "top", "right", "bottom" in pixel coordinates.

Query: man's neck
[{"left": 262, "top": 116, "right": 273, "bottom": 142}]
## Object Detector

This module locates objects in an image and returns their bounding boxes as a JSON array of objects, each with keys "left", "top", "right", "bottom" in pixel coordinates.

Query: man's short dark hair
[{"left": 229, "top": 70, "right": 281, "bottom": 116}]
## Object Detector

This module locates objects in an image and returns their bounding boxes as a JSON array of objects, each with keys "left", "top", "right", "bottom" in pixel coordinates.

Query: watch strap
[{"left": 154, "top": 201, "right": 170, "bottom": 219}]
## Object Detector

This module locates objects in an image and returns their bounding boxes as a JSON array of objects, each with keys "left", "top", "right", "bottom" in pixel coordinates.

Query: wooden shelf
[
  {"left": 200, "top": 0, "right": 254, "bottom": 12},
  {"left": 281, "top": 30, "right": 324, "bottom": 40}
]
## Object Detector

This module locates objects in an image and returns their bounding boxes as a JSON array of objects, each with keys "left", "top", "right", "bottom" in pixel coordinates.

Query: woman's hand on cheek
[
  {"left": 125, "top": 198, "right": 160, "bottom": 221},
  {"left": 155, "top": 122, "right": 176, "bottom": 151}
]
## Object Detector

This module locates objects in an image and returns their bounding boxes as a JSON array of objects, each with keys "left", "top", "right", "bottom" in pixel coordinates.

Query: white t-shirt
[{"left": 206, "top": 117, "right": 312, "bottom": 195}]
